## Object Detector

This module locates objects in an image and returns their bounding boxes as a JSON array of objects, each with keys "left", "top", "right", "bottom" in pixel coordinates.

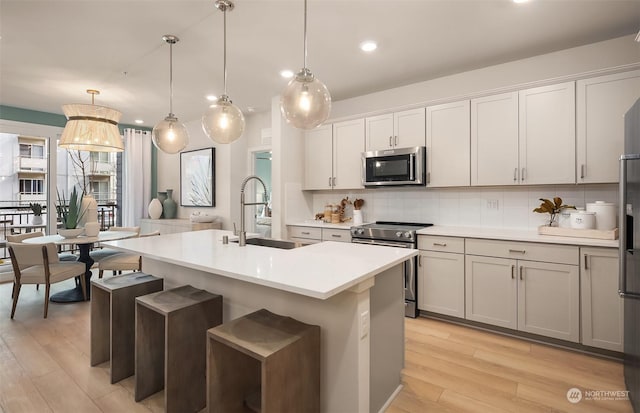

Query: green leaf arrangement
[
  {"left": 533, "top": 197, "right": 575, "bottom": 226},
  {"left": 57, "top": 187, "right": 86, "bottom": 229}
]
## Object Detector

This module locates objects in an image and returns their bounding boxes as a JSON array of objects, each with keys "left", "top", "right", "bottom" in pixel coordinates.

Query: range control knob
[
  {"left": 404, "top": 232, "right": 412, "bottom": 238},
  {"left": 395, "top": 231, "right": 403, "bottom": 238},
  {"left": 357, "top": 228, "right": 364, "bottom": 235}
]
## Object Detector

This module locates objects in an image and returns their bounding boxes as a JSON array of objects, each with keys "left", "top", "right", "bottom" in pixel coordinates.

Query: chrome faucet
[{"left": 239, "top": 175, "right": 268, "bottom": 246}]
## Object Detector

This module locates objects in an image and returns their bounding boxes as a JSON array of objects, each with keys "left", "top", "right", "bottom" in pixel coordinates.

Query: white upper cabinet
[
  {"left": 304, "top": 120, "right": 364, "bottom": 191},
  {"left": 333, "top": 119, "right": 365, "bottom": 190},
  {"left": 365, "top": 108, "right": 425, "bottom": 151},
  {"left": 518, "top": 82, "right": 576, "bottom": 185},
  {"left": 471, "top": 92, "right": 519, "bottom": 186},
  {"left": 304, "top": 124, "right": 333, "bottom": 190},
  {"left": 426, "top": 100, "right": 470, "bottom": 187},
  {"left": 577, "top": 70, "right": 640, "bottom": 183}
]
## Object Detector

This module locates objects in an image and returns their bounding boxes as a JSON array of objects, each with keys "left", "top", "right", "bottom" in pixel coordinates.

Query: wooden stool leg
[
  {"left": 44, "top": 284, "right": 50, "bottom": 318},
  {"left": 11, "top": 283, "right": 21, "bottom": 319}
]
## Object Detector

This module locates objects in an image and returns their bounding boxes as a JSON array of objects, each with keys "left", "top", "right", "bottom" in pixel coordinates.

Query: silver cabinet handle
[
  {"left": 333, "top": 177, "right": 336, "bottom": 186},
  {"left": 580, "top": 164, "right": 585, "bottom": 179},
  {"left": 328, "top": 177, "right": 332, "bottom": 187},
  {"left": 508, "top": 249, "right": 526, "bottom": 254},
  {"left": 418, "top": 255, "right": 422, "bottom": 267},
  {"left": 301, "top": 231, "right": 310, "bottom": 235},
  {"left": 331, "top": 234, "right": 342, "bottom": 238},
  {"left": 584, "top": 254, "right": 589, "bottom": 270},
  {"left": 433, "top": 242, "right": 447, "bottom": 247},
  {"left": 513, "top": 168, "right": 518, "bottom": 182},
  {"left": 427, "top": 172, "right": 431, "bottom": 184},
  {"left": 395, "top": 136, "right": 398, "bottom": 146},
  {"left": 521, "top": 168, "right": 526, "bottom": 182},
  {"left": 389, "top": 136, "right": 393, "bottom": 147},
  {"left": 519, "top": 266, "right": 524, "bottom": 280},
  {"left": 511, "top": 264, "right": 515, "bottom": 279}
]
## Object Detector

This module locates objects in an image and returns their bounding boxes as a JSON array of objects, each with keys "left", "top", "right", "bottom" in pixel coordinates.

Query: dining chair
[
  {"left": 8, "top": 242, "right": 87, "bottom": 318},
  {"left": 90, "top": 226, "right": 141, "bottom": 263},
  {"left": 97, "top": 231, "right": 160, "bottom": 278}
]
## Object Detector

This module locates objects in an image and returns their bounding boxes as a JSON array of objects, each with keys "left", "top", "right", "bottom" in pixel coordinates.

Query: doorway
[{"left": 251, "top": 149, "right": 272, "bottom": 237}]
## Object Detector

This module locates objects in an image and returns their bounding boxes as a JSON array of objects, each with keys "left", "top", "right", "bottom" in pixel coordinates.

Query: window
[
  {"left": 19, "top": 143, "right": 44, "bottom": 159},
  {"left": 90, "top": 152, "right": 110, "bottom": 163},
  {"left": 19, "top": 178, "right": 44, "bottom": 194}
]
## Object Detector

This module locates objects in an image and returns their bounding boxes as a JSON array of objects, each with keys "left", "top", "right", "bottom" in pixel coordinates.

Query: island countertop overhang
[{"left": 102, "top": 229, "right": 416, "bottom": 300}]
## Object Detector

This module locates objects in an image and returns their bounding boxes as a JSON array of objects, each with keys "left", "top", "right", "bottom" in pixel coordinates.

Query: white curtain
[{"left": 122, "top": 129, "right": 152, "bottom": 227}]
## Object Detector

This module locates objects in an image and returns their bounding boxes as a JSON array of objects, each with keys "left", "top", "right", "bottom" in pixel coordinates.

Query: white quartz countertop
[
  {"left": 416, "top": 226, "right": 619, "bottom": 248},
  {"left": 102, "top": 229, "right": 416, "bottom": 299},
  {"left": 287, "top": 221, "right": 356, "bottom": 229}
]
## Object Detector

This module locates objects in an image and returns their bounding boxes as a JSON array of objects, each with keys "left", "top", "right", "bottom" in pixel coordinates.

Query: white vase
[
  {"left": 84, "top": 222, "right": 100, "bottom": 237},
  {"left": 79, "top": 194, "right": 98, "bottom": 227},
  {"left": 353, "top": 210, "right": 363, "bottom": 225},
  {"left": 149, "top": 198, "right": 163, "bottom": 219},
  {"left": 32, "top": 215, "right": 43, "bottom": 225}
]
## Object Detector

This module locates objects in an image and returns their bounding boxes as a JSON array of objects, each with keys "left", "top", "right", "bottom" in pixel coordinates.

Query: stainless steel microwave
[{"left": 362, "top": 146, "right": 426, "bottom": 187}]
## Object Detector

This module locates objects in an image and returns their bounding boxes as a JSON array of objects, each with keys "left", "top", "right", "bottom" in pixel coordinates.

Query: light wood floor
[{"left": 0, "top": 277, "right": 633, "bottom": 413}]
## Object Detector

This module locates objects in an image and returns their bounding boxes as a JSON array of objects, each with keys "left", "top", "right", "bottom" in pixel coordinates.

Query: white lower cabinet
[
  {"left": 465, "top": 239, "right": 580, "bottom": 342},
  {"left": 417, "top": 235, "right": 465, "bottom": 317},
  {"left": 580, "top": 247, "right": 623, "bottom": 351}
]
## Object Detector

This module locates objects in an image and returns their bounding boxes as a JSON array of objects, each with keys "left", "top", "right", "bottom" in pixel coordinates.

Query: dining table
[{"left": 23, "top": 230, "right": 138, "bottom": 302}]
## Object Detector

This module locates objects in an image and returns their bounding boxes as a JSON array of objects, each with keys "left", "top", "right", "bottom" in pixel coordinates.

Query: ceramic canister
[
  {"left": 586, "top": 201, "right": 617, "bottom": 230},
  {"left": 570, "top": 211, "right": 596, "bottom": 229}
]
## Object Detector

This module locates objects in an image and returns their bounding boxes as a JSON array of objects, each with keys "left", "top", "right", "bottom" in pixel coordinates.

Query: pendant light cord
[
  {"left": 303, "top": 0, "right": 308, "bottom": 69},
  {"left": 223, "top": 8, "right": 228, "bottom": 96},
  {"left": 169, "top": 40, "right": 174, "bottom": 115}
]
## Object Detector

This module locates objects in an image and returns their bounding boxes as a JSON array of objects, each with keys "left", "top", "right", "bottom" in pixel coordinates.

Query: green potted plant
[
  {"left": 29, "top": 202, "right": 43, "bottom": 225},
  {"left": 56, "top": 187, "right": 85, "bottom": 238}
]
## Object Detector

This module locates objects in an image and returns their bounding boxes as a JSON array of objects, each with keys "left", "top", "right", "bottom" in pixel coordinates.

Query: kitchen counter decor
[
  {"left": 537, "top": 225, "right": 618, "bottom": 240},
  {"left": 533, "top": 197, "right": 574, "bottom": 227}
]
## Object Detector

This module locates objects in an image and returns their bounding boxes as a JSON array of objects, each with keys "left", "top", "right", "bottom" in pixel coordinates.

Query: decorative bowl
[{"left": 58, "top": 228, "right": 84, "bottom": 238}]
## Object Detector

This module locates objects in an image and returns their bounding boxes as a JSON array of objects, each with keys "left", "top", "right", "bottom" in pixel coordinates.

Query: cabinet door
[
  {"left": 426, "top": 100, "right": 471, "bottom": 187},
  {"left": 581, "top": 248, "right": 623, "bottom": 351},
  {"left": 577, "top": 70, "right": 640, "bottom": 183},
  {"left": 333, "top": 119, "right": 365, "bottom": 190},
  {"left": 304, "top": 125, "right": 333, "bottom": 190},
  {"left": 365, "top": 113, "right": 394, "bottom": 151},
  {"left": 418, "top": 251, "right": 465, "bottom": 318},
  {"left": 465, "top": 255, "right": 517, "bottom": 329},
  {"left": 518, "top": 82, "right": 575, "bottom": 185},
  {"left": 471, "top": 92, "right": 519, "bottom": 186},
  {"left": 394, "top": 108, "right": 425, "bottom": 148},
  {"left": 517, "top": 261, "right": 579, "bottom": 342}
]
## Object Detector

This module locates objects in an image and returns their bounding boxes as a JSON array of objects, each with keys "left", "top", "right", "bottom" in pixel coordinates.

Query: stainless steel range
[{"left": 350, "top": 221, "right": 433, "bottom": 317}]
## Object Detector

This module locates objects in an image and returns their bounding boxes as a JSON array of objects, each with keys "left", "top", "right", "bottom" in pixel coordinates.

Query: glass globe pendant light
[
  {"left": 202, "top": 0, "right": 245, "bottom": 144},
  {"left": 152, "top": 35, "right": 189, "bottom": 154},
  {"left": 280, "top": 0, "right": 331, "bottom": 130}
]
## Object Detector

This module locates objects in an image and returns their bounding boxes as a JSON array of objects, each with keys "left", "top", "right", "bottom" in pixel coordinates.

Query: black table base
[{"left": 50, "top": 243, "right": 94, "bottom": 303}]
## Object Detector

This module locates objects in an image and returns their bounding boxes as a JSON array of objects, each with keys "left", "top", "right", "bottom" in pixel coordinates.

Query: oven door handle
[{"left": 351, "top": 239, "right": 413, "bottom": 248}]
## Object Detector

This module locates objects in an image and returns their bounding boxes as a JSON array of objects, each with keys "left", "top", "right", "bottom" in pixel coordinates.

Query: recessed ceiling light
[
  {"left": 246, "top": 107, "right": 256, "bottom": 113},
  {"left": 513, "top": 0, "right": 529, "bottom": 3},
  {"left": 280, "top": 69, "right": 294, "bottom": 79},
  {"left": 134, "top": 119, "right": 144, "bottom": 124},
  {"left": 206, "top": 95, "right": 217, "bottom": 101},
  {"left": 360, "top": 41, "right": 377, "bottom": 52}
]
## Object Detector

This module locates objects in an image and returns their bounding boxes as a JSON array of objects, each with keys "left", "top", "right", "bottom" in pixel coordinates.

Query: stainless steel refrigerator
[{"left": 620, "top": 97, "right": 640, "bottom": 412}]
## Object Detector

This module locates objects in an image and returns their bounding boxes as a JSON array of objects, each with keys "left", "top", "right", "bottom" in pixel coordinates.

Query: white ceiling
[{"left": 1, "top": 0, "right": 639, "bottom": 128}]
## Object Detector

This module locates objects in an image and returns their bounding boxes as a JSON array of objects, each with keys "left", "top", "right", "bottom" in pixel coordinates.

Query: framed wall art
[{"left": 180, "top": 147, "right": 215, "bottom": 207}]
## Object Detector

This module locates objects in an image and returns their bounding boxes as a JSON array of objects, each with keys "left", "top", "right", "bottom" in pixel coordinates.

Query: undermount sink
[{"left": 231, "top": 237, "right": 303, "bottom": 250}]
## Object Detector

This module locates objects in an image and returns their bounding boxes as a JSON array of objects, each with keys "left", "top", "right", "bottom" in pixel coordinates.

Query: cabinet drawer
[
  {"left": 418, "top": 236, "right": 464, "bottom": 253},
  {"left": 465, "top": 238, "right": 578, "bottom": 265},
  {"left": 288, "top": 226, "right": 322, "bottom": 240},
  {"left": 322, "top": 229, "right": 351, "bottom": 243}
]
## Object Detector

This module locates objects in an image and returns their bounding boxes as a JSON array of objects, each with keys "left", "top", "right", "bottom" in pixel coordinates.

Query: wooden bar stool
[
  {"left": 135, "top": 285, "right": 222, "bottom": 413},
  {"left": 90, "top": 273, "right": 163, "bottom": 383},
  {"left": 207, "top": 308, "right": 320, "bottom": 413}
]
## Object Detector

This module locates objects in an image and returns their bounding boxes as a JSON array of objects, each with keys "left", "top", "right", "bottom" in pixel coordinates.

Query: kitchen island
[{"left": 103, "top": 229, "right": 416, "bottom": 413}]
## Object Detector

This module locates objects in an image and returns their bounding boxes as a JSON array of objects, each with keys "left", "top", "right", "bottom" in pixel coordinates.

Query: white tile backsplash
[{"left": 311, "top": 184, "right": 618, "bottom": 229}]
